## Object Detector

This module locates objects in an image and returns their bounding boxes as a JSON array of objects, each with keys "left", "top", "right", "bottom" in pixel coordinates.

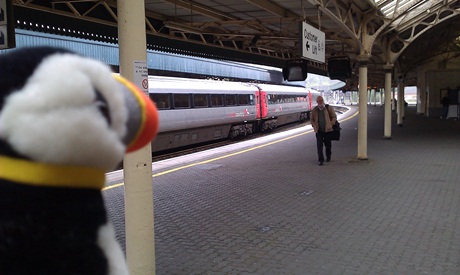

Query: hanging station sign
[{"left": 300, "top": 22, "right": 325, "bottom": 63}]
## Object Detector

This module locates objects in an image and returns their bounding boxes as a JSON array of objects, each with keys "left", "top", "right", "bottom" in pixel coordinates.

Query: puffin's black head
[
  {"left": 0, "top": 46, "right": 158, "bottom": 173},
  {"left": 0, "top": 47, "right": 72, "bottom": 110},
  {"left": 0, "top": 47, "right": 72, "bottom": 158}
]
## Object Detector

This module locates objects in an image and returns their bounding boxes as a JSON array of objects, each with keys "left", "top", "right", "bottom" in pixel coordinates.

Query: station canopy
[
  {"left": 8, "top": 0, "right": 460, "bottom": 87},
  {"left": 375, "top": 0, "right": 436, "bottom": 18}
]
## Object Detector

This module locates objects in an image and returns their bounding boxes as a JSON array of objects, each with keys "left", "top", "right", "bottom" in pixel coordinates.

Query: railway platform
[{"left": 103, "top": 105, "right": 460, "bottom": 274}]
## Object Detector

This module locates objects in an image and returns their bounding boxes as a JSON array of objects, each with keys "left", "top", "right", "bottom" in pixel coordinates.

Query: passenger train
[{"left": 148, "top": 76, "right": 321, "bottom": 152}]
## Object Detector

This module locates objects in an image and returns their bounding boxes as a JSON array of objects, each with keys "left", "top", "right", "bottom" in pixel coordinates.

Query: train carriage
[
  {"left": 256, "top": 83, "right": 319, "bottom": 130},
  {"left": 148, "top": 76, "right": 320, "bottom": 153},
  {"left": 149, "top": 76, "right": 259, "bottom": 151}
]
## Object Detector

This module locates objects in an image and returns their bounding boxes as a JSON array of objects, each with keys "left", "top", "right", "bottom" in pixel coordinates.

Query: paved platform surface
[{"left": 103, "top": 105, "right": 460, "bottom": 274}]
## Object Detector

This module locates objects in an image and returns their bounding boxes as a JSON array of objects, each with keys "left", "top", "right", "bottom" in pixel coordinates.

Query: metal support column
[
  {"left": 380, "top": 88, "right": 383, "bottom": 106},
  {"left": 357, "top": 57, "right": 369, "bottom": 160},
  {"left": 384, "top": 66, "right": 393, "bottom": 139},
  {"left": 118, "top": 0, "right": 156, "bottom": 274},
  {"left": 397, "top": 80, "right": 404, "bottom": 127},
  {"left": 392, "top": 88, "right": 396, "bottom": 112},
  {"left": 374, "top": 88, "right": 378, "bottom": 106},
  {"left": 368, "top": 89, "right": 371, "bottom": 105},
  {"left": 401, "top": 84, "right": 406, "bottom": 119},
  {"left": 417, "top": 68, "right": 425, "bottom": 115}
]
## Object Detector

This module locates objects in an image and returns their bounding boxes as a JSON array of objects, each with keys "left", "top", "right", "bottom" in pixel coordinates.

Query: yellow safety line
[
  {"left": 104, "top": 182, "right": 125, "bottom": 190},
  {"left": 102, "top": 110, "right": 359, "bottom": 191}
]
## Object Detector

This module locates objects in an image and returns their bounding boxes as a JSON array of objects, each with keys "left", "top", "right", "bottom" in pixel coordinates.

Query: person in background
[
  {"left": 310, "top": 96, "right": 337, "bottom": 166},
  {"left": 441, "top": 95, "right": 450, "bottom": 119}
]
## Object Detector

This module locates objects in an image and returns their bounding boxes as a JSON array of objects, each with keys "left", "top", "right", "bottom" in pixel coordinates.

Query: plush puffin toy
[{"left": 0, "top": 46, "right": 158, "bottom": 274}]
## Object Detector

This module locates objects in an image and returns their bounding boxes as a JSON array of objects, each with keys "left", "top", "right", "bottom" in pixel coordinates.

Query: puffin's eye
[{"left": 94, "top": 89, "right": 111, "bottom": 125}]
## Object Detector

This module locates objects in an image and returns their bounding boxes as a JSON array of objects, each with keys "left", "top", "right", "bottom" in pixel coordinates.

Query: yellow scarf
[{"left": 0, "top": 156, "right": 105, "bottom": 189}]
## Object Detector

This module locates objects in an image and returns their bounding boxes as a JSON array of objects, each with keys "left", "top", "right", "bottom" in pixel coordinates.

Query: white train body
[{"left": 148, "top": 76, "right": 320, "bottom": 152}]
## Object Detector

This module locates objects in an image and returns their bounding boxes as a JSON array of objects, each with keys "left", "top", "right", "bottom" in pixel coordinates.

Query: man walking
[{"left": 310, "top": 96, "right": 337, "bottom": 165}]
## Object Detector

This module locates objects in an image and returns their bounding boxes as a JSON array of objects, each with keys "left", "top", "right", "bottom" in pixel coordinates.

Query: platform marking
[{"left": 102, "top": 110, "right": 359, "bottom": 191}]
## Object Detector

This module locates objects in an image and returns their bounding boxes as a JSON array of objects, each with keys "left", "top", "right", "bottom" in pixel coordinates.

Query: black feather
[
  {"left": 0, "top": 179, "right": 109, "bottom": 274},
  {"left": 0, "top": 46, "right": 73, "bottom": 111}
]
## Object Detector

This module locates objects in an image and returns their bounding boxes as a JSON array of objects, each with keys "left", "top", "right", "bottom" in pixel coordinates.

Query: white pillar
[
  {"left": 357, "top": 57, "right": 369, "bottom": 160},
  {"left": 368, "top": 89, "right": 371, "bottom": 105},
  {"left": 392, "top": 88, "right": 396, "bottom": 112},
  {"left": 417, "top": 68, "right": 425, "bottom": 115},
  {"left": 401, "top": 85, "right": 406, "bottom": 119},
  {"left": 384, "top": 66, "right": 393, "bottom": 139},
  {"left": 118, "top": 0, "right": 156, "bottom": 274},
  {"left": 374, "top": 88, "right": 378, "bottom": 106},
  {"left": 397, "top": 80, "right": 404, "bottom": 126},
  {"left": 381, "top": 89, "right": 384, "bottom": 106}
]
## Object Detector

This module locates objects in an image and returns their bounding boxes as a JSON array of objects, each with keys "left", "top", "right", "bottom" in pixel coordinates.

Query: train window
[
  {"left": 238, "top": 94, "right": 253, "bottom": 105},
  {"left": 173, "top": 94, "right": 191, "bottom": 108},
  {"left": 267, "top": 94, "right": 278, "bottom": 104},
  {"left": 225, "top": 94, "right": 237, "bottom": 106},
  {"left": 193, "top": 94, "right": 209, "bottom": 108},
  {"left": 211, "top": 94, "right": 223, "bottom": 107},
  {"left": 149, "top": 93, "right": 170, "bottom": 109},
  {"left": 296, "top": 96, "right": 306, "bottom": 102}
]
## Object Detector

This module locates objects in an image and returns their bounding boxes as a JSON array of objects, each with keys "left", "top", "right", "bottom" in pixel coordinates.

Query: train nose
[{"left": 113, "top": 74, "right": 159, "bottom": 153}]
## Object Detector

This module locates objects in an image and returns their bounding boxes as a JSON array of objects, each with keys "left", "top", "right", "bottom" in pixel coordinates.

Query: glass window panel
[
  {"left": 173, "top": 94, "right": 190, "bottom": 108},
  {"left": 149, "top": 93, "right": 170, "bottom": 109},
  {"left": 238, "top": 94, "right": 251, "bottom": 105},
  {"left": 193, "top": 94, "right": 208, "bottom": 108},
  {"left": 211, "top": 94, "right": 223, "bottom": 107},
  {"left": 267, "top": 94, "right": 276, "bottom": 104},
  {"left": 225, "top": 94, "right": 237, "bottom": 106}
]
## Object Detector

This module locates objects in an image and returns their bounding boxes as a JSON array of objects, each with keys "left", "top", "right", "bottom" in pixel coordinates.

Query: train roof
[{"left": 148, "top": 76, "right": 257, "bottom": 94}]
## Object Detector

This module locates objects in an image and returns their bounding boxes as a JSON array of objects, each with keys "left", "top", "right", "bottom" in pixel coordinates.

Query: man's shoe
[
  {"left": 326, "top": 158, "right": 331, "bottom": 162},
  {"left": 319, "top": 161, "right": 324, "bottom": 166}
]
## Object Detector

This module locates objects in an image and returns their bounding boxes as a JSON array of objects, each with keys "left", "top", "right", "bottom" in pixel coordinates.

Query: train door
[
  {"left": 260, "top": 90, "right": 269, "bottom": 118},
  {"left": 255, "top": 90, "right": 261, "bottom": 119}
]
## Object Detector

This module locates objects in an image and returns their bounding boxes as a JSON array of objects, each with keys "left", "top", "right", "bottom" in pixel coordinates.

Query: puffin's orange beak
[{"left": 113, "top": 74, "right": 159, "bottom": 153}]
